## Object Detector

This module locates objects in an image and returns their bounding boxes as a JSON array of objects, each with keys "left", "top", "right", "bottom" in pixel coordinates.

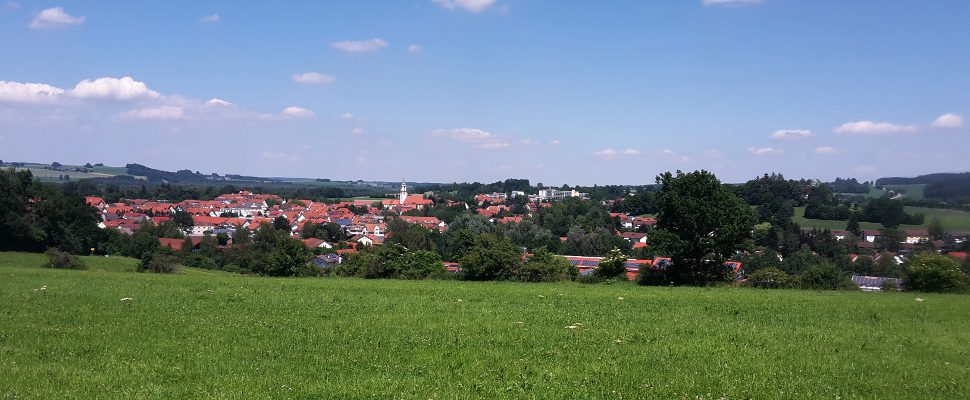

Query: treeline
[
  {"left": 826, "top": 177, "right": 871, "bottom": 194},
  {"left": 126, "top": 163, "right": 267, "bottom": 183},
  {"left": 60, "top": 179, "right": 376, "bottom": 204},
  {"left": 0, "top": 169, "right": 105, "bottom": 254},
  {"left": 877, "top": 172, "right": 970, "bottom": 202}
]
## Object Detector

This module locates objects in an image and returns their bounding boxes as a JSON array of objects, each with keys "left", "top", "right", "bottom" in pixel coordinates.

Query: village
[{"left": 84, "top": 180, "right": 969, "bottom": 289}]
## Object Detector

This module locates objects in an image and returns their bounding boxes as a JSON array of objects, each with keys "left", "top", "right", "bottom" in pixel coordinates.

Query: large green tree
[
  {"left": 651, "top": 170, "right": 754, "bottom": 284},
  {"left": 460, "top": 234, "right": 522, "bottom": 281}
]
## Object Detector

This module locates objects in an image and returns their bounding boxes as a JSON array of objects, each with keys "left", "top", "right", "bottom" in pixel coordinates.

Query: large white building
[{"left": 535, "top": 188, "right": 589, "bottom": 201}]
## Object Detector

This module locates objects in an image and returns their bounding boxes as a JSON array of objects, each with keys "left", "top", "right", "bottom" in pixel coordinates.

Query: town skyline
[{"left": 1, "top": 1, "right": 968, "bottom": 185}]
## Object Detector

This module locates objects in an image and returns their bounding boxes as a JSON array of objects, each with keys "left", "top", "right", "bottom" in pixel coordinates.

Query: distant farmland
[
  {"left": 794, "top": 206, "right": 970, "bottom": 232},
  {"left": 2, "top": 252, "right": 968, "bottom": 399}
]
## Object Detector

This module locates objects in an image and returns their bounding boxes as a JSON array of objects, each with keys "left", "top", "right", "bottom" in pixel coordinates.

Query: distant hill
[
  {"left": 877, "top": 172, "right": 970, "bottom": 201},
  {"left": 125, "top": 163, "right": 270, "bottom": 183}
]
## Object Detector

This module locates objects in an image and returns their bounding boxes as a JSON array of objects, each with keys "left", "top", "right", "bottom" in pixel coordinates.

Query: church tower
[{"left": 399, "top": 180, "right": 408, "bottom": 204}]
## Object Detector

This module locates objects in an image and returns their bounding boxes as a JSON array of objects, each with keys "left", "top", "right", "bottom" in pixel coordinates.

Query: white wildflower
[
  {"left": 617, "top": 296, "right": 624, "bottom": 300},
  {"left": 538, "top": 294, "right": 545, "bottom": 298},
  {"left": 615, "top": 339, "right": 623, "bottom": 343},
  {"left": 915, "top": 298, "right": 924, "bottom": 302},
  {"left": 120, "top": 297, "right": 133, "bottom": 302},
  {"left": 565, "top": 325, "right": 578, "bottom": 329}
]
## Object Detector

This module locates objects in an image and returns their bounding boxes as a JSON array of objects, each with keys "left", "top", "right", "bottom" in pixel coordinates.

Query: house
[
  {"left": 831, "top": 230, "right": 850, "bottom": 241},
  {"left": 352, "top": 234, "right": 384, "bottom": 247},
  {"left": 620, "top": 232, "right": 648, "bottom": 244},
  {"left": 951, "top": 231, "right": 970, "bottom": 244},
  {"left": 863, "top": 230, "right": 882, "bottom": 243},
  {"left": 312, "top": 253, "right": 342, "bottom": 268},
  {"left": 85, "top": 196, "right": 106, "bottom": 210},
  {"left": 851, "top": 275, "right": 903, "bottom": 292},
  {"left": 903, "top": 229, "right": 929, "bottom": 244},
  {"left": 302, "top": 238, "right": 334, "bottom": 250},
  {"left": 399, "top": 216, "right": 447, "bottom": 231}
]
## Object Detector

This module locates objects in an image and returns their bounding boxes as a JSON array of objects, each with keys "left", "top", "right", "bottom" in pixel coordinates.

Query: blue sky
[{"left": 1, "top": 0, "right": 968, "bottom": 185}]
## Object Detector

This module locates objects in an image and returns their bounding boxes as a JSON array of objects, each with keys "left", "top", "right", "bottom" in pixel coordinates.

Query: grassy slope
[
  {"left": 2, "top": 253, "right": 969, "bottom": 399},
  {"left": 883, "top": 184, "right": 926, "bottom": 201},
  {"left": 794, "top": 206, "right": 970, "bottom": 232}
]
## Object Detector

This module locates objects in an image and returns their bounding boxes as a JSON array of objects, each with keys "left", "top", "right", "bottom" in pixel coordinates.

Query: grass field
[
  {"left": 2, "top": 252, "right": 969, "bottom": 398},
  {"left": 794, "top": 206, "right": 970, "bottom": 232},
  {"left": 883, "top": 184, "right": 926, "bottom": 201}
]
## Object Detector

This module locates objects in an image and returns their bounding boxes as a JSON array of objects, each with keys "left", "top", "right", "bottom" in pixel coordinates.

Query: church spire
[{"left": 399, "top": 179, "right": 408, "bottom": 204}]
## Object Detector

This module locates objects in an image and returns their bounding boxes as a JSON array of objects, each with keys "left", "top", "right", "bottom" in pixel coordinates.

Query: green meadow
[
  {"left": 1, "top": 252, "right": 969, "bottom": 399},
  {"left": 794, "top": 206, "right": 970, "bottom": 232}
]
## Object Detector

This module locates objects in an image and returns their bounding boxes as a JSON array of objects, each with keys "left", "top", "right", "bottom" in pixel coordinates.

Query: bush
[
  {"left": 745, "top": 268, "right": 798, "bottom": 289},
  {"left": 636, "top": 267, "right": 670, "bottom": 286},
  {"left": 43, "top": 248, "right": 86, "bottom": 270},
  {"left": 881, "top": 280, "right": 898, "bottom": 292},
  {"left": 140, "top": 248, "right": 179, "bottom": 273},
  {"left": 517, "top": 248, "right": 576, "bottom": 282},
  {"left": 391, "top": 250, "right": 443, "bottom": 280},
  {"left": 904, "top": 253, "right": 968, "bottom": 293},
  {"left": 799, "top": 263, "right": 852, "bottom": 290},
  {"left": 182, "top": 253, "right": 217, "bottom": 270},
  {"left": 595, "top": 248, "right": 627, "bottom": 279}
]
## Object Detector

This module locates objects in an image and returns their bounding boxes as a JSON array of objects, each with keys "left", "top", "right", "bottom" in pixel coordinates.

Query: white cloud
[
  {"left": 340, "top": 113, "right": 356, "bottom": 120},
  {"left": 29, "top": 7, "right": 85, "bottom": 29},
  {"left": 814, "top": 146, "right": 840, "bottom": 155},
  {"left": 550, "top": 139, "right": 561, "bottom": 145},
  {"left": 475, "top": 142, "right": 510, "bottom": 149},
  {"left": 205, "top": 98, "right": 233, "bottom": 107},
  {"left": 432, "top": 127, "right": 493, "bottom": 142},
  {"left": 352, "top": 127, "right": 364, "bottom": 135},
  {"left": 330, "top": 38, "right": 389, "bottom": 53},
  {"left": 199, "top": 14, "right": 221, "bottom": 23},
  {"left": 748, "top": 147, "right": 782, "bottom": 156},
  {"left": 281, "top": 106, "right": 315, "bottom": 118},
  {"left": 0, "top": 80, "right": 65, "bottom": 103},
  {"left": 594, "top": 149, "right": 618, "bottom": 158},
  {"left": 661, "top": 149, "right": 690, "bottom": 162},
  {"left": 834, "top": 120, "right": 917, "bottom": 135},
  {"left": 408, "top": 44, "right": 423, "bottom": 54},
  {"left": 770, "top": 129, "right": 814, "bottom": 140},
  {"left": 931, "top": 113, "right": 963, "bottom": 129},
  {"left": 520, "top": 138, "right": 538, "bottom": 145},
  {"left": 432, "top": 0, "right": 497, "bottom": 13},
  {"left": 594, "top": 148, "right": 641, "bottom": 159},
  {"left": 70, "top": 77, "right": 160, "bottom": 101},
  {"left": 292, "top": 72, "right": 336, "bottom": 85},
  {"left": 702, "top": 0, "right": 763, "bottom": 6},
  {"left": 118, "top": 106, "right": 184, "bottom": 120},
  {"left": 431, "top": 127, "right": 512, "bottom": 150},
  {"left": 377, "top": 139, "right": 394, "bottom": 146},
  {"left": 854, "top": 165, "right": 876, "bottom": 174},
  {"left": 7, "top": 2, "right": 21, "bottom": 10}
]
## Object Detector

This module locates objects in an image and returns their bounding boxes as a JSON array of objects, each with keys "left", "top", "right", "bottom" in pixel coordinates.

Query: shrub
[
  {"left": 799, "top": 263, "right": 852, "bottom": 290},
  {"left": 140, "top": 248, "right": 179, "bottom": 273},
  {"left": 391, "top": 250, "right": 443, "bottom": 280},
  {"left": 881, "top": 279, "right": 898, "bottom": 292},
  {"left": 43, "top": 248, "right": 86, "bottom": 270},
  {"left": 517, "top": 248, "right": 576, "bottom": 282},
  {"left": 904, "top": 253, "right": 968, "bottom": 293},
  {"left": 745, "top": 268, "right": 798, "bottom": 289},
  {"left": 182, "top": 253, "right": 217, "bottom": 270},
  {"left": 636, "top": 267, "right": 670, "bottom": 286},
  {"left": 595, "top": 248, "right": 627, "bottom": 279}
]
